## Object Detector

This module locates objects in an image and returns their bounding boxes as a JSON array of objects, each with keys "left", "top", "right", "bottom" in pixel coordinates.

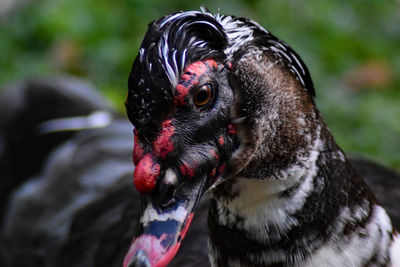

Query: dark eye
[{"left": 193, "top": 84, "right": 213, "bottom": 107}]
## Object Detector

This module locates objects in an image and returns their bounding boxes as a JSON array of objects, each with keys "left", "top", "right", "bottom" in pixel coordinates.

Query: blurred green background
[{"left": 1, "top": 0, "right": 399, "bottom": 170}]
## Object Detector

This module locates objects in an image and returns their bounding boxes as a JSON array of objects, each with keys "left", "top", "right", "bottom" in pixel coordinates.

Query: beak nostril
[
  {"left": 160, "top": 184, "right": 176, "bottom": 208},
  {"left": 127, "top": 250, "right": 150, "bottom": 267}
]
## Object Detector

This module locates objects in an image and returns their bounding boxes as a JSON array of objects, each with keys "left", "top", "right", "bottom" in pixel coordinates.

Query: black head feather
[{"left": 126, "top": 11, "right": 228, "bottom": 141}]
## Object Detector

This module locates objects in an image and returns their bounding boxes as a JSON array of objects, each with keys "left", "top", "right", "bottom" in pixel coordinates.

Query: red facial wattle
[
  {"left": 152, "top": 119, "right": 175, "bottom": 159},
  {"left": 133, "top": 119, "right": 176, "bottom": 194},
  {"left": 179, "top": 162, "right": 195, "bottom": 179},
  {"left": 133, "top": 153, "right": 160, "bottom": 194}
]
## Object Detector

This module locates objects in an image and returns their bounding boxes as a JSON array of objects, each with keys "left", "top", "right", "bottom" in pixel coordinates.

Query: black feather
[{"left": 126, "top": 11, "right": 227, "bottom": 141}]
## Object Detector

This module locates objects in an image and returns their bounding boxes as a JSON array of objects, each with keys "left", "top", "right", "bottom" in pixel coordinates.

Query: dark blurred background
[{"left": 1, "top": 0, "right": 399, "bottom": 170}]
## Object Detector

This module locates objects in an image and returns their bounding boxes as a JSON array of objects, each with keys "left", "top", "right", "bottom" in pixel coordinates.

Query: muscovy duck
[
  {"left": 1, "top": 79, "right": 399, "bottom": 266},
  {"left": 124, "top": 10, "right": 400, "bottom": 267}
]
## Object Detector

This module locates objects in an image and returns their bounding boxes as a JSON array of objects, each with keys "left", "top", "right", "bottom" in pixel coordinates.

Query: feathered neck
[{"left": 208, "top": 118, "right": 394, "bottom": 266}]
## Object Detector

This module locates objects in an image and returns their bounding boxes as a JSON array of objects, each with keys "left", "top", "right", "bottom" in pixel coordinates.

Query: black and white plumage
[{"left": 125, "top": 9, "right": 400, "bottom": 267}]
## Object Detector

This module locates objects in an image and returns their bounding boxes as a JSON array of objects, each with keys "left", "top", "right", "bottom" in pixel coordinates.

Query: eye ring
[{"left": 193, "top": 84, "right": 213, "bottom": 107}]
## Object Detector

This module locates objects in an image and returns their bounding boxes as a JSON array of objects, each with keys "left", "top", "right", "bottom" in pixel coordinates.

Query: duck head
[{"left": 124, "top": 10, "right": 315, "bottom": 267}]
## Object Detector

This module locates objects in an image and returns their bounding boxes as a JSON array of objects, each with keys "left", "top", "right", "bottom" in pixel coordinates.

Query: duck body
[{"left": 124, "top": 9, "right": 400, "bottom": 267}]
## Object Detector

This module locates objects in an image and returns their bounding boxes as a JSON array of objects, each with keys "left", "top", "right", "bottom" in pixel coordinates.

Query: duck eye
[{"left": 193, "top": 84, "right": 213, "bottom": 107}]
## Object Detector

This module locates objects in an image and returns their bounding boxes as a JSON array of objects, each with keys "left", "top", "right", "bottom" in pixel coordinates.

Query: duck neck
[{"left": 208, "top": 122, "right": 394, "bottom": 266}]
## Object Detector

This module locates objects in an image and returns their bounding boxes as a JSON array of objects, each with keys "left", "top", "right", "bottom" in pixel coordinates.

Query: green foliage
[{"left": 1, "top": 0, "right": 399, "bottom": 169}]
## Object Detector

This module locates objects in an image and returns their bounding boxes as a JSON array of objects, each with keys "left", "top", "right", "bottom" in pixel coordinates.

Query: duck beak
[{"left": 123, "top": 169, "right": 207, "bottom": 267}]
